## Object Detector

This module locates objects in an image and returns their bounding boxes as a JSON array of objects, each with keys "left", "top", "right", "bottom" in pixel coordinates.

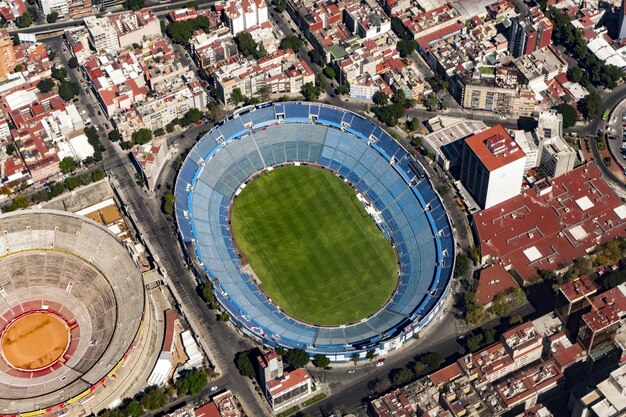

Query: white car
[
  {"left": 347, "top": 369, "right": 355, "bottom": 374},
  {"left": 376, "top": 362, "right": 384, "bottom": 367},
  {"left": 210, "top": 386, "right": 218, "bottom": 392}
]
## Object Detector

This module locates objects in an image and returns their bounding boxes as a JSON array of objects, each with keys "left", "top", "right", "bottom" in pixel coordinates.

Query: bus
[{"left": 603, "top": 108, "right": 610, "bottom": 121}]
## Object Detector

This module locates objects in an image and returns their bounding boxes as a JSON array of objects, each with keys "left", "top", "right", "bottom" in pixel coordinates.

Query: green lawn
[{"left": 230, "top": 166, "right": 398, "bottom": 326}]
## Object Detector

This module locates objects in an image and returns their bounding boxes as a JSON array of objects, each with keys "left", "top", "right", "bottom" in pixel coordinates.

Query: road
[{"left": 7, "top": 0, "right": 216, "bottom": 35}]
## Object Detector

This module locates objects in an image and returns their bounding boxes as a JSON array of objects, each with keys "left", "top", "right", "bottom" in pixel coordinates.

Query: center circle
[
  {"left": 230, "top": 165, "right": 399, "bottom": 326},
  {"left": 1, "top": 312, "right": 70, "bottom": 371}
]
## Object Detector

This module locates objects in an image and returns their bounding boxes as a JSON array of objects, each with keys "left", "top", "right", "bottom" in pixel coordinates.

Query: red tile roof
[
  {"left": 194, "top": 402, "right": 220, "bottom": 417},
  {"left": 266, "top": 369, "right": 310, "bottom": 395},
  {"left": 558, "top": 276, "right": 597, "bottom": 303},
  {"left": 474, "top": 163, "right": 626, "bottom": 283},
  {"left": 464, "top": 125, "right": 525, "bottom": 172},
  {"left": 162, "top": 309, "right": 177, "bottom": 353},
  {"left": 429, "top": 363, "right": 462, "bottom": 387},
  {"left": 475, "top": 263, "right": 519, "bottom": 306}
]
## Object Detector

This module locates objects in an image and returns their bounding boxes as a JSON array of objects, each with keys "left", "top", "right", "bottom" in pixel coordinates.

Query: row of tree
[{"left": 389, "top": 351, "right": 443, "bottom": 386}]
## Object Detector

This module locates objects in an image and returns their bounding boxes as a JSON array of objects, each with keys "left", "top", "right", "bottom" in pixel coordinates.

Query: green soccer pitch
[{"left": 230, "top": 165, "right": 398, "bottom": 326}]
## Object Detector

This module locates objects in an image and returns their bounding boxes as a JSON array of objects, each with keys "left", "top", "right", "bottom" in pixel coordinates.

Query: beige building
[
  {"left": 461, "top": 81, "right": 535, "bottom": 116},
  {"left": 131, "top": 139, "right": 168, "bottom": 190},
  {"left": 0, "top": 30, "right": 16, "bottom": 81},
  {"left": 538, "top": 136, "right": 576, "bottom": 179},
  {"left": 85, "top": 9, "right": 161, "bottom": 53}
]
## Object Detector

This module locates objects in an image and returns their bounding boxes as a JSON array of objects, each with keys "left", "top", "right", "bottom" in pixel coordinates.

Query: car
[
  {"left": 98, "top": 111, "right": 102, "bottom": 116},
  {"left": 210, "top": 386, "right": 218, "bottom": 392},
  {"left": 347, "top": 369, "right": 355, "bottom": 374},
  {"left": 376, "top": 362, "right": 384, "bottom": 367}
]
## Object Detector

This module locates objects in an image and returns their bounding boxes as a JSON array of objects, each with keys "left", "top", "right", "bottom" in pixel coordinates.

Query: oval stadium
[
  {"left": 175, "top": 102, "right": 455, "bottom": 360},
  {"left": 0, "top": 210, "right": 144, "bottom": 415}
]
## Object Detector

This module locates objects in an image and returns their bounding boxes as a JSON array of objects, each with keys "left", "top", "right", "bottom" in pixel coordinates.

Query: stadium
[
  {"left": 0, "top": 210, "right": 145, "bottom": 416},
  {"left": 175, "top": 102, "right": 455, "bottom": 360}
]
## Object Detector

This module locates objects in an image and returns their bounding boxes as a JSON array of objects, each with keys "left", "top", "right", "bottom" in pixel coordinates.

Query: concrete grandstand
[
  {"left": 175, "top": 102, "right": 455, "bottom": 361},
  {"left": 0, "top": 210, "right": 145, "bottom": 416}
]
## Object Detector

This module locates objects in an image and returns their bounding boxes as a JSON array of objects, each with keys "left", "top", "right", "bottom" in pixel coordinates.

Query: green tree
[
  {"left": 509, "top": 315, "right": 523, "bottom": 325},
  {"left": 491, "top": 293, "right": 511, "bottom": 317},
  {"left": 421, "top": 352, "right": 443, "bottom": 370},
  {"left": 183, "top": 108, "right": 203, "bottom": 124},
  {"left": 235, "top": 31, "right": 259, "bottom": 57},
  {"left": 467, "top": 334, "right": 483, "bottom": 352},
  {"left": 124, "top": 0, "right": 144, "bottom": 10},
  {"left": 48, "top": 51, "right": 56, "bottom": 61},
  {"left": 581, "top": 90, "right": 601, "bottom": 120},
  {"left": 108, "top": 129, "right": 122, "bottom": 142},
  {"left": 308, "top": 49, "right": 323, "bottom": 65},
  {"left": 175, "top": 368, "right": 208, "bottom": 396},
  {"left": 5, "top": 143, "right": 15, "bottom": 155},
  {"left": 59, "top": 81, "right": 79, "bottom": 101},
  {"left": 64, "top": 175, "right": 81, "bottom": 190},
  {"left": 37, "top": 78, "right": 55, "bottom": 93},
  {"left": 454, "top": 254, "right": 469, "bottom": 278},
  {"left": 464, "top": 292, "right": 486, "bottom": 325},
  {"left": 314, "top": 354, "right": 330, "bottom": 369},
  {"left": 235, "top": 351, "right": 255, "bottom": 378},
  {"left": 407, "top": 118, "right": 420, "bottom": 132},
  {"left": 154, "top": 128, "right": 165, "bottom": 137},
  {"left": 336, "top": 84, "right": 349, "bottom": 95},
  {"left": 350, "top": 352, "right": 360, "bottom": 364},
  {"left": 163, "top": 193, "right": 175, "bottom": 215},
  {"left": 46, "top": 11, "right": 58, "bottom": 23},
  {"left": 132, "top": 128, "right": 152, "bottom": 145},
  {"left": 555, "top": 103, "right": 577, "bottom": 128},
  {"left": 390, "top": 368, "right": 412, "bottom": 386},
  {"left": 59, "top": 157, "right": 77, "bottom": 174},
  {"left": 139, "top": 387, "right": 168, "bottom": 410},
  {"left": 301, "top": 82, "right": 321, "bottom": 101},
  {"left": 15, "top": 11, "right": 32, "bottom": 28},
  {"left": 185, "top": 0, "right": 198, "bottom": 9},
  {"left": 323, "top": 66, "right": 335, "bottom": 79},
  {"left": 469, "top": 245, "right": 481, "bottom": 263},
  {"left": 91, "top": 168, "right": 105, "bottom": 182},
  {"left": 396, "top": 39, "right": 417, "bottom": 58},
  {"left": 413, "top": 362, "right": 427, "bottom": 376},
  {"left": 372, "top": 91, "right": 389, "bottom": 106},
  {"left": 427, "top": 75, "right": 448, "bottom": 93},
  {"left": 274, "top": 0, "right": 286, "bottom": 12},
  {"left": 201, "top": 281, "right": 215, "bottom": 305},
  {"left": 229, "top": 88, "right": 246, "bottom": 105},
  {"left": 366, "top": 349, "right": 376, "bottom": 362},
  {"left": 68, "top": 56, "right": 79, "bottom": 69},
  {"left": 51, "top": 66, "right": 67, "bottom": 82},
  {"left": 165, "top": 16, "right": 213, "bottom": 44},
  {"left": 286, "top": 349, "right": 309, "bottom": 369},
  {"left": 124, "top": 400, "right": 143, "bottom": 417},
  {"left": 605, "top": 270, "right": 626, "bottom": 289},
  {"left": 567, "top": 66, "right": 583, "bottom": 83},
  {"left": 280, "top": 36, "right": 304, "bottom": 53}
]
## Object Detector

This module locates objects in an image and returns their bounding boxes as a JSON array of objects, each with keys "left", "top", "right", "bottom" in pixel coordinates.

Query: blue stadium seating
[{"left": 174, "top": 103, "right": 454, "bottom": 359}]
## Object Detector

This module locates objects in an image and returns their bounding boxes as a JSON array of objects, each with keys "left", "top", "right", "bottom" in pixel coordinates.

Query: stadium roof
[{"left": 475, "top": 163, "right": 626, "bottom": 283}]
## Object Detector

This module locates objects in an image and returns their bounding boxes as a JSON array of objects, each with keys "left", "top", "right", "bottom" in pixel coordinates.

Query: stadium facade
[
  {"left": 0, "top": 210, "right": 145, "bottom": 416},
  {"left": 175, "top": 102, "right": 455, "bottom": 361}
]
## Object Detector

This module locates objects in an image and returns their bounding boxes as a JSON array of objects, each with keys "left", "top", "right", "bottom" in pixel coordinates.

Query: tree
[
  {"left": 140, "top": 387, "right": 168, "bottom": 410},
  {"left": 28, "top": 6, "right": 38, "bottom": 20},
  {"left": 166, "top": 16, "right": 213, "bottom": 44},
  {"left": 235, "top": 351, "right": 255, "bottom": 378},
  {"left": 175, "top": 368, "right": 207, "bottom": 396},
  {"left": 64, "top": 175, "right": 81, "bottom": 190},
  {"left": 154, "top": 128, "right": 165, "bottom": 137},
  {"left": 124, "top": 400, "right": 143, "bottom": 417},
  {"left": 581, "top": 90, "right": 601, "bottom": 120},
  {"left": 425, "top": 94, "right": 439, "bottom": 111},
  {"left": 351, "top": 352, "right": 360, "bottom": 364},
  {"left": 469, "top": 245, "right": 481, "bottom": 263},
  {"left": 280, "top": 36, "right": 304, "bottom": 53},
  {"left": 15, "top": 11, "right": 32, "bottom": 28},
  {"left": 407, "top": 118, "right": 420, "bottom": 132},
  {"left": 285, "top": 349, "right": 309, "bottom": 369},
  {"left": 490, "top": 293, "right": 511, "bottom": 317},
  {"left": 183, "top": 108, "right": 203, "bottom": 125},
  {"left": 605, "top": 270, "right": 626, "bottom": 289},
  {"left": 308, "top": 49, "right": 323, "bottom": 66},
  {"left": 108, "top": 129, "right": 122, "bottom": 142},
  {"left": 372, "top": 91, "right": 389, "bottom": 106},
  {"left": 366, "top": 349, "right": 376, "bottom": 362},
  {"left": 454, "top": 254, "right": 469, "bottom": 278},
  {"left": 132, "top": 128, "right": 152, "bottom": 145},
  {"left": 314, "top": 354, "right": 330, "bottom": 369},
  {"left": 124, "top": 0, "right": 144, "bottom": 10},
  {"left": 13, "top": 64, "right": 22, "bottom": 73},
  {"left": 336, "top": 84, "right": 349, "bottom": 96},
  {"left": 229, "top": 88, "right": 246, "bottom": 105},
  {"left": 51, "top": 66, "right": 67, "bottom": 82},
  {"left": 427, "top": 75, "right": 448, "bottom": 93},
  {"left": 301, "top": 82, "right": 321, "bottom": 101},
  {"left": 567, "top": 66, "right": 583, "bottom": 83},
  {"left": 421, "top": 352, "right": 443, "bottom": 370},
  {"left": 91, "top": 168, "right": 105, "bottom": 182},
  {"left": 390, "top": 368, "right": 412, "bottom": 386},
  {"left": 413, "top": 362, "right": 427, "bottom": 376},
  {"left": 48, "top": 51, "right": 56, "bottom": 61},
  {"left": 509, "top": 315, "right": 523, "bottom": 325},
  {"left": 185, "top": 0, "right": 198, "bottom": 9},
  {"left": 235, "top": 31, "right": 259, "bottom": 57},
  {"left": 5, "top": 144, "right": 15, "bottom": 156},
  {"left": 467, "top": 334, "right": 483, "bottom": 352},
  {"left": 396, "top": 39, "right": 417, "bottom": 58},
  {"left": 37, "top": 78, "right": 55, "bottom": 93},
  {"left": 46, "top": 11, "right": 58, "bottom": 23},
  {"left": 555, "top": 103, "right": 577, "bottom": 128},
  {"left": 68, "top": 56, "right": 78, "bottom": 69},
  {"left": 163, "top": 193, "right": 175, "bottom": 215},
  {"left": 464, "top": 292, "right": 486, "bottom": 325},
  {"left": 59, "top": 157, "right": 77, "bottom": 174},
  {"left": 274, "top": 0, "right": 286, "bottom": 12},
  {"left": 323, "top": 66, "right": 336, "bottom": 80},
  {"left": 59, "top": 81, "right": 79, "bottom": 101}
]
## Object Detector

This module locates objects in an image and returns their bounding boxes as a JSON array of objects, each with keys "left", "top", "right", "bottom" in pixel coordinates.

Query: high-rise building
[
  {"left": 620, "top": 0, "right": 626, "bottom": 39},
  {"left": 577, "top": 285, "right": 626, "bottom": 356},
  {"left": 538, "top": 136, "right": 576, "bottom": 179},
  {"left": 508, "top": 7, "right": 553, "bottom": 57},
  {"left": 460, "top": 125, "right": 526, "bottom": 209},
  {"left": 39, "top": 0, "right": 69, "bottom": 17},
  {"left": 0, "top": 30, "right": 16, "bottom": 81},
  {"left": 221, "top": 0, "right": 268, "bottom": 35},
  {"left": 537, "top": 109, "right": 563, "bottom": 141}
]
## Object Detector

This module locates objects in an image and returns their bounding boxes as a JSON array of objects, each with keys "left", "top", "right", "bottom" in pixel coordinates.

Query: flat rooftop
[
  {"left": 474, "top": 163, "right": 626, "bottom": 282},
  {"left": 464, "top": 125, "right": 526, "bottom": 172}
]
